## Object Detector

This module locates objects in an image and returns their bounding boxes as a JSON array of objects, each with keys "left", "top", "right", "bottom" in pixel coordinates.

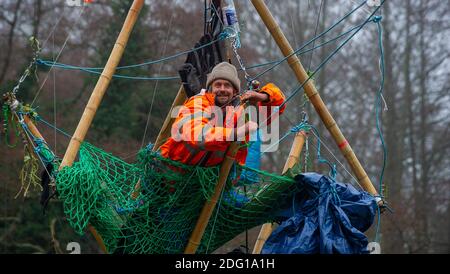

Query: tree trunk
[
  {"left": 381, "top": 0, "right": 405, "bottom": 253},
  {"left": 0, "top": 0, "right": 23, "bottom": 84},
  {"left": 417, "top": 0, "right": 430, "bottom": 253}
]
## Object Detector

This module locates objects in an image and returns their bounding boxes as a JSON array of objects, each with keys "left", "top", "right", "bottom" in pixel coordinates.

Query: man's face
[{"left": 211, "top": 79, "right": 235, "bottom": 107}]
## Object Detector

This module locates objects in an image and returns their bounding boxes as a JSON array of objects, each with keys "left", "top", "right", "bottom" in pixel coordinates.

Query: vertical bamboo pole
[
  {"left": 251, "top": 0, "right": 378, "bottom": 197},
  {"left": 252, "top": 131, "right": 307, "bottom": 254},
  {"left": 58, "top": 0, "right": 145, "bottom": 253},
  {"left": 184, "top": 142, "right": 240, "bottom": 254}
]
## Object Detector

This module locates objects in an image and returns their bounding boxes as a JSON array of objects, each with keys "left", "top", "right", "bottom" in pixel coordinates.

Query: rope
[
  {"left": 16, "top": 114, "right": 56, "bottom": 181},
  {"left": 244, "top": 21, "right": 371, "bottom": 71},
  {"left": 36, "top": 60, "right": 179, "bottom": 81},
  {"left": 36, "top": 35, "right": 226, "bottom": 72},
  {"left": 40, "top": 7, "right": 66, "bottom": 50},
  {"left": 309, "top": 125, "right": 337, "bottom": 180},
  {"left": 35, "top": 20, "right": 369, "bottom": 83},
  {"left": 35, "top": 116, "right": 72, "bottom": 139},
  {"left": 306, "top": 0, "right": 324, "bottom": 72},
  {"left": 281, "top": 11, "right": 384, "bottom": 109},
  {"left": 31, "top": 6, "right": 86, "bottom": 107},
  {"left": 261, "top": 120, "right": 311, "bottom": 154},
  {"left": 249, "top": 0, "right": 368, "bottom": 82},
  {"left": 140, "top": 12, "right": 175, "bottom": 149},
  {"left": 205, "top": 184, "right": 226, "bottom": 254},
  {"left": 259, "top": 4, "right": 385, "bottom": 132},
  {"left": 373, "top": 14, "right": 387, "bottom": 244},
  {"left": 309, "top": 130, "right": 363, "bottom": 190},
  {"left": 2, "top": 104, "right": 20, "bottom": 148}
]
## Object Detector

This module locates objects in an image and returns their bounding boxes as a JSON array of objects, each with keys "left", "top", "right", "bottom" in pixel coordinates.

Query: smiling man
[{"left": 159, "top": 62, "right": 286, "bottom": 167}]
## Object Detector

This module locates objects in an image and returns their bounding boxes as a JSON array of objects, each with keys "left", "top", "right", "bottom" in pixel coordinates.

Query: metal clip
[{"left": 301, "top": 111, "right": 308, "bottom": 123}]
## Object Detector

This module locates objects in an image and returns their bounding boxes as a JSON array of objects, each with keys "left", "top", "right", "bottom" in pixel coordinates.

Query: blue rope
[
  {"left": 35, "top": 33, "right": 231, "bottom": 81},
  {"left": 37, "top": 35, "right": 225, "bottom": 71},
  {"left": 281, "top": 12, "right": 385, "bottom": 109},
  {"left": 249, "top": 0, "right": 368, "bottom": 81},
  {"left": 17, "top": 107, "right": 73, "bottom": 139},
  {"left": 37, "top": 60, "right": 179, "bottom": 81},
  {"left": 36, "top": 2, "right": 368, "bottom": 82},
  {"left": 260, "top": 119, "right": 337, "bottom": 179},
  {"left": 260, "top": 121, "right": 311, "bottom": 154},
  {"left": 374, "top": 14, "right": 387, "bottom": 244},
  {"left": 17, "top": 114, "right": 56, "bottom": 166},
  {"left": 374, "top": 16, "right": 386, "bottom": 198},
  {"left": 260, "top": 3, "right": 386, "bottom": 130},
  {"left": 310, "top": 125, "right": 337, "bottom": 180},
  {"left": 36, "top": 115, "right": 73, "bottom": 139},
  {"left": 244, "top": 21, "right": 369, "bottom": 71}
]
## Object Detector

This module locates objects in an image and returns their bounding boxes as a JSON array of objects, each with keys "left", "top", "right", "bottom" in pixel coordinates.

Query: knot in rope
[
  {"left": 290, "top": 122, "right": 311, "bottom": 133},
  {"left": 328, "top": 164, "right": 337, "bottom": 180},
  {"left": 218, "top": 28, "right": 237, "bottom": 41},
  {"left": 329, "top": 182, "right": 341, "bottom": 206},
  {"left": 372, "top": 15, "right": 382, "bottom": 23}
]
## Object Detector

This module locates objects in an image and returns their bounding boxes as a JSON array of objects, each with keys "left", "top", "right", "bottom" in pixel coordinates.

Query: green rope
[
  {"left": 16, "top": 143, "right": 42, "bottom": 198},
  {"left": 2, "top": 104, "right": 20, "bottom": 148}
]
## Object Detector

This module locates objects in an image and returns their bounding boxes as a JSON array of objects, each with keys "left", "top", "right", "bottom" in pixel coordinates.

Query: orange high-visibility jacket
[{"left": 159, "top": 83, "right": 285, "bottom": 167}]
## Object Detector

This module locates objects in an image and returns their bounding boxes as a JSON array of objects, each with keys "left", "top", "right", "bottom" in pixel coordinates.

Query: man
[{"left": 160, "top": 62, "right": 285, "bottom": 167}]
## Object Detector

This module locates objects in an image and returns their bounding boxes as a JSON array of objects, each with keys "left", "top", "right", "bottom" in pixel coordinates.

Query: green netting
[{"left": 56, "top": 142, "right": 301, "bottom": 254}]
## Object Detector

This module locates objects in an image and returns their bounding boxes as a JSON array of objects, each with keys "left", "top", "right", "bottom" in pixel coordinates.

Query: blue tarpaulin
[
  {"left": 239, "top": 129, "right": 262, "bottom": 184},
  {"left": 262, "top": 172, "right": 378, "bottom": 254}
]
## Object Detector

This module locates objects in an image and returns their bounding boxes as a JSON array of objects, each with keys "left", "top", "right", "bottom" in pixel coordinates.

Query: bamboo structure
[
  {"left": 252, "top": 131, "right": 307, "bottom": 254},
  {"left": 184, "top": 142, "right": 240, "bottom": 254},
  {"left": 153, "top": 86, "right": 187, "bottom": 151},
  {"left": 23, "top": 115, "right": 44, "bottom": 140},
  {"left": 21, "top": 114, "right": 112, "bottom": 253},
  {"left": 58, "top": 0, "right": 145, "bottom": 253},
  {"left": 251, "top": 0, "right": 379, "bottom": 197},
  {"left": 130, "top": 86, "right": 187, "bottom": 199},
  {"left": 60, "top": 0, "right": 144, "bottom": 169}
]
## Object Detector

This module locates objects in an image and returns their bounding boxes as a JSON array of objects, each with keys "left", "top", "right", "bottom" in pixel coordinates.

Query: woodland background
[{"left": 0, "top": 0, "right": 448, "bottom": 254}]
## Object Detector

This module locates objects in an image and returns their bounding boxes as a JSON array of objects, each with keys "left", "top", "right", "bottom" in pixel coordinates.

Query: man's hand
[
  {"left": 236, "top": 121, "right": 258, "bottom": 140},
  {"left": 240, "top": 91, "right": 270, "bottom": 105}
]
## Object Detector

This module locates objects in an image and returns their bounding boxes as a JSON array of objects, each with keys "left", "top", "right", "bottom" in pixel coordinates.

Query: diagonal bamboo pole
[
  {"left": 251, "top": 0, "right": 379, "bottom": 197},
  {"left": 252, "top": 131, "right": 307, "bottom": 254},
  {"left": 184, "top": 1, "right": 235, "bottom": 251},
  {"left": 184, "top": 142, "right": 240, "bottom": 254},
  {"left": 58, "top": 0, "right": 145, "bottom": 253},
  {"left": 153, "top": 86, "right": 187, "bottom": 151},
  {"left": 131, "top": 86, "right": 186, "bottom": 199},
  {"left": 11, "top": 110, "right": 109, "bottom": 253},
  {"left": 60, "top": 0, "right": 144, "bottom": 169}
]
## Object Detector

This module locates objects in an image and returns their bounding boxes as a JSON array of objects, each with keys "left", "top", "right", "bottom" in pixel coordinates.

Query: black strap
[{"left": 178, "top": 1, "right": 224, "bottom": 98}]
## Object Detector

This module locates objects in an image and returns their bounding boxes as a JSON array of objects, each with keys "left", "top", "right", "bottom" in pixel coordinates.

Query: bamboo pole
[
  {"left": 23, "top": 115, "right": 44, "bottom": 140},
  {"left": 184, "top": 142, "right": 240, "bottom": 254},
  {"left": 153, "top": 86, "right": 187, "bottom": 151},
  {"left": 21, "top": 114, "right": 110, "bottom": 253},
  {"left": 281, "top": 132, "right": 307, "bottom": 174},
  {"left": 130, "top": 86, "right": 186, "bottom": 199},
  {"left": 60, "top": 0, "right": 144, "bottom": 169},
  {"left": 252, "top": 131, "right": 307, "bottom": 254},
  {"left": 251, "top": 0, "right": 379, "bottom": 197},
  {"left": 58, "top": 0, "right": 145, "bottom": 253}
]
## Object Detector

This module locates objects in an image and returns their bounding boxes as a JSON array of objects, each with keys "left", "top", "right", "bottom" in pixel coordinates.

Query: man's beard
[
  {"left": 215, "top": 95, "right": 239, "bottom": 107},
  {"left": 214, "top": 96, "right": 229, "bottom": 107}
]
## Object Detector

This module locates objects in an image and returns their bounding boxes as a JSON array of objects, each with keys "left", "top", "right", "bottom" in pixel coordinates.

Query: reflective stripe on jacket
[{"left": 159, "top": 83, "right": 285, "bottom": 167}]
